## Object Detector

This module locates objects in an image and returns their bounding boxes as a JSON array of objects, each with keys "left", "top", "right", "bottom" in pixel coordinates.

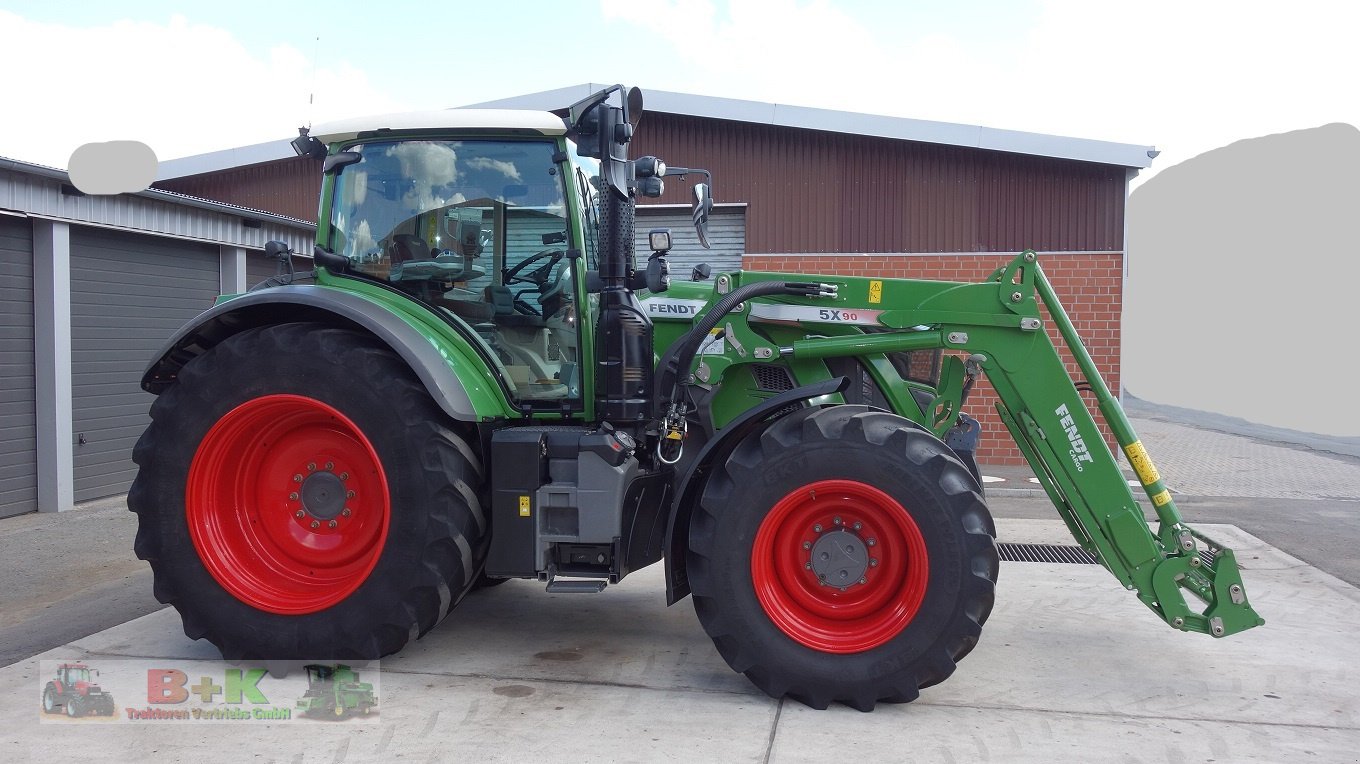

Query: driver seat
[{"left": 486, "top": 285, "right": 544, "bottom": 327}]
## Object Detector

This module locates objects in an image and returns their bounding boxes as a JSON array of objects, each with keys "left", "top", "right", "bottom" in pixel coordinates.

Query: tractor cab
[
  {"left": 57, "top": 664, "right": 92, "bottom": 686},
  {"left": 316, "top": 115, "right": 592, "bottom": 407}
]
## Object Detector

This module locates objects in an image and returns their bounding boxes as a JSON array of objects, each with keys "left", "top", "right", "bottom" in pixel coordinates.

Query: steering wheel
[{"left": 504, "top": 249, "right": 563, "bottom": 287}]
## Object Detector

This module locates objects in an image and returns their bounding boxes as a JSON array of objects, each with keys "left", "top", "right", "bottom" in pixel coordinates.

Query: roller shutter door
[
  {"left": 635, "top": 206, "right": 745, "bottom": 282},
  {"left": 70, "top": 228, "right": 220, "bottom": 502},
  {"left": 0, "top": 217, "right": 36, "bottom": 517}
]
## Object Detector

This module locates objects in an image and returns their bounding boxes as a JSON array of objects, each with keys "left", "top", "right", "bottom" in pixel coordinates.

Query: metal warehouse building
[
  {"left": 154, "top": 85, "right": 1156, "bottom": 467},
  {"left": 0, "top": 158, "right": 314, "bottom": 516}
]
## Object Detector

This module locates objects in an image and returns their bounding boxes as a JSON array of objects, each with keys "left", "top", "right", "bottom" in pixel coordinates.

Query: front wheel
[
  {"left": 129, "top": 323, "right": 488, "bottom": 660},
  {"left": 42, "top": 686, "right": 56, "bottom": 714},
  {"left": 687, "top": 406, "right": 998, "bottom": 711}
]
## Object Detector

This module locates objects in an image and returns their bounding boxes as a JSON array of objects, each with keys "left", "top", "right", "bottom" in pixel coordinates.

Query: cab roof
[{"left": 311, "top": 108, "right": 567, "bottom": 144}]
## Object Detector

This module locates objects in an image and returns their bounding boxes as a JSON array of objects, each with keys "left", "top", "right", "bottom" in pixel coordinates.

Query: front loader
[{"left": 129, "top": 85, "right": 1262, "bottom": 711}]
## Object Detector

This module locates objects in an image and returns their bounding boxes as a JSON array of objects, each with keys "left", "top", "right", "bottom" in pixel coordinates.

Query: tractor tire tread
[
  {"left": 687, "top": 405, "right": 998, "bottom": 711},
  {"left": 129, "top": 322, "right": 486, "bottom": 660}
]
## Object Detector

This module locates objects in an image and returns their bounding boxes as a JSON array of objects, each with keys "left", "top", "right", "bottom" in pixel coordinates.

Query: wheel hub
[
  {"left": 300, "top": 470, "right": 346, "bottom": 520},
  {"left": 809, "top": 529, "right": 869, "bottom": 588}
]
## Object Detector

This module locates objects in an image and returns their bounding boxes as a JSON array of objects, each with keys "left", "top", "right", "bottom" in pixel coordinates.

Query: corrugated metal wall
[
  {"left": 631, "top": 113, "right": 1126, "bottom": 254},
  {"left": 69, "top": 228, "right": 221, "bottom": 502},
  {"left": 635, "top": 206, "right": 745, "bottom": 279},
  {"left": 156, "top": 156, "right": 323, "bottom": 223},
  {"left": 0, "top": 217, "right": 37, "bottom": 517},
  {"left": 246, "top": 251, "right": 310, "bottom": 289}
]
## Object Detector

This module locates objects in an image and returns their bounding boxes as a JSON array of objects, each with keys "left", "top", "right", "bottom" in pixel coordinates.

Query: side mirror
[
  {"left": 264, "top": 240, "right": 292, "bottom": 260},
  {"left": 692, "top": 183, "right": 713, "bottom": 249}
]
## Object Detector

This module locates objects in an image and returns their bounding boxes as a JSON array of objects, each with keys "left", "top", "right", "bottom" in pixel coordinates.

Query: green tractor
[
  {"left": 296, "top": 664, "right": 376, "bottom": 718},
  {"left": 129, "top": 85, "right": 1262, "bottom": 711}
]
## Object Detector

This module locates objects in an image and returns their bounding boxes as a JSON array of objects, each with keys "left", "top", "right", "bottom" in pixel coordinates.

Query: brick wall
[{"left": 741, "top": 253, "right": 1123, "bottom": 466}]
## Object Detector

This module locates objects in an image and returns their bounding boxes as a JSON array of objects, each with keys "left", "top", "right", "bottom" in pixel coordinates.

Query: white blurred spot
[
  {"left": 68, "top": 141, "right": 158, "bottom": 195},
  {"left": 981, "top": 475, "right": 1004, "bottom": 483}
]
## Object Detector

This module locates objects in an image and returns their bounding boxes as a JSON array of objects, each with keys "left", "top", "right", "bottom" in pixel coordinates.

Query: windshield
[{"left": 328, "top": 139, "right": 582, "bottom": 405}]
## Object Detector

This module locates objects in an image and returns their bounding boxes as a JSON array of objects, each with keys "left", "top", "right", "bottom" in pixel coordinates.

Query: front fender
[
  {"left": 141, "top": 285, "right": 511, "bottom": 422},
  {"left": 663, "top": 376, "right": 849, "bottom": 605}
]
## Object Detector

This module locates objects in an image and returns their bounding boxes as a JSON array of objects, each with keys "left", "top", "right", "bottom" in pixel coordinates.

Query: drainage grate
[
  {"left": 997, "top": 543, "right": 1098, "bottom": 564},
  {"left": 997, "top": 543, "right": 1220, "bottom": 568}
]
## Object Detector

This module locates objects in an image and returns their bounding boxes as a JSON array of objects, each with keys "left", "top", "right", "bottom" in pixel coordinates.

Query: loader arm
[{"left": 714, "top": 250, "right": 1264, "bottom": 637}]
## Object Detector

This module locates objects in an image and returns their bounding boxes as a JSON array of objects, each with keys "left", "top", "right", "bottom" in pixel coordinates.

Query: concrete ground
[{"left": 3, "top": 407, "right": 1359, "bottom": 762}]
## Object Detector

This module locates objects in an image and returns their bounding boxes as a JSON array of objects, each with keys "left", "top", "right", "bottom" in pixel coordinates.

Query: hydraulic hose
[{"left": 653, "top": 279, "right": 835, "bottom": 414}]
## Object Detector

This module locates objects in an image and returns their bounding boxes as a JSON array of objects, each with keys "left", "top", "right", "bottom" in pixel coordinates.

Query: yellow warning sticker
[
  {"left": 518, "top": 495, "right": 531, "bottom": 517},
  {"left": 868, "top": 280, "right": 883, "bottom": 304},
  {"left": 1123, "top": 440, "right": 1161, "bottom": 486},
  {"left": 1152, "top": 490, "right": 1172, "bottom": 507}
]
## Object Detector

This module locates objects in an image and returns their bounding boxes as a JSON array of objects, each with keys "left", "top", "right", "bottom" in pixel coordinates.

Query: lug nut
[
  {"left": 813, "top": 524, "right": 822, "bottom": 533},
  {"left": 293, "top": 474, "right": 303, "bottom": 483},
  {"left": 328, "top": 520, "right": 338, "bottom": 529},
  {"left": 341, "top": 508, "right": 351, "bottom": 517},
  {"left": 859, "top": 577, "right": 867, "bottom": 585},
  {"left": 833, "top": 516, "right": 842, "bottom": 526},
  {"left": 340, "top": 472, "right": 349, "bottom": 481},
  {"left": 804, "top": 562, "right": 812, "bottom": 570},
  {"left": 869, "top": 558, "right": 879, "bottom": 567},
  {"left": 295, "top": 510, "right": 305, "bottom": 519},
  {"left": 346, "top": 490, "right": 356, "bottom": 499},
  {"left": 307, "top": 462, "right": 316, "bottom": 472},
  {"left": 310, "top": 520, "right": 319, "bottom": 529},
  {"left": 289, "top": 492, "right": 299, "bottom": 501},
  {"left": 802, "top": 541, "right": 812, "bottom": 550},
  {"left": 325, "top": 462, "right": 334, "bottom": 471},
  {"left": 852, "top": 522, "right": 862, "bottom": 531},
  {"left": 866, "top": 538, "right": 876, "bottom": 547}
]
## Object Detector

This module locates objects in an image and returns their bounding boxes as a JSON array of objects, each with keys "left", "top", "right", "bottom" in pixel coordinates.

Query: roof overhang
[{"left": 156, "top": 84, "right": 1157, "bottom": 181}]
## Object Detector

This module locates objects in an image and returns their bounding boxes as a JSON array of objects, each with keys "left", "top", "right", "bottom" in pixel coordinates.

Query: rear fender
[
  {"left": 663, "top": 376, "right": 849, "bottom": 604},
  {"left": 141, "top": 285, "right": 508, "bottom": 422}
]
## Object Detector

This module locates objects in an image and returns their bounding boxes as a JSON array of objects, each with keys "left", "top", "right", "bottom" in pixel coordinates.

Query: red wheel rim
[
  {"left": 187, "top": 394, "right": 390, "bottom": 614},
  {"left": 751, "top": 479, "right": 928, "bottom": 653}
]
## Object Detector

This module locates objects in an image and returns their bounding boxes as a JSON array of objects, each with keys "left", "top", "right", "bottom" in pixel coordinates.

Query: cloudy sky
[
  {"left": 2, "top": 0, "right": 1357, "bottom": 434},
  {"left": 1, "top": 0, "right": 1356, "bottom": 184}
]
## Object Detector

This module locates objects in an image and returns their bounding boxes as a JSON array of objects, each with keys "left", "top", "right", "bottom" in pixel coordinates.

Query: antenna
[{"left": 306, "top": 35, "right": 320, "bottom": 129}]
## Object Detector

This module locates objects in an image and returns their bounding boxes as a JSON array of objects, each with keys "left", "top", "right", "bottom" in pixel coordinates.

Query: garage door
[
  {"left": 635, "top": 206, "right": 744, "bottom": 283},
  {"left": 70, "top": 228, "right": 221, "bottom": 502},
  {"left": 0, "top": 217, "right": 36, "bottom": 517}
]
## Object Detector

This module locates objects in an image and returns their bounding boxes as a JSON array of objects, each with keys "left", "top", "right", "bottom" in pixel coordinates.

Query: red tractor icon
[{"left": 42, "top": 663, "right": 116, "bottom": 717}]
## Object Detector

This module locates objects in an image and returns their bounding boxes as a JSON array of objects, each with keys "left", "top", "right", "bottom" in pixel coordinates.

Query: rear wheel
[
  {"left": 129, "top": 323, "right": 487, "bottom": 659},
  {"left": 687, "top": 406, "right": 998, "bottom": 710}
]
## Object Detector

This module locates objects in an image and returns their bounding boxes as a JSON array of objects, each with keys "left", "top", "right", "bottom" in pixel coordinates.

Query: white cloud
[
  {"left": 0, "top": 11, "right": 407, "bottom": 168},
  {"left": 600, "top": 0, "right": 1360, "bottom": 182}
]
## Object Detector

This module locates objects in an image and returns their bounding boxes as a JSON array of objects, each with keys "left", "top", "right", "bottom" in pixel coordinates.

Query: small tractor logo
[
  {"left": 295, "top": 664, "right": 376, "bottom": 719},
  {"left": 42, "top": 663, "right": 116, "bottom": 717}
]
